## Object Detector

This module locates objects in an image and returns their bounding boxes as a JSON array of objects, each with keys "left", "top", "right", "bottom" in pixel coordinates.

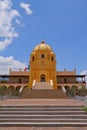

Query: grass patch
[
  {"left": 83, "top": 106, "right": 87, "bottom": 112},
  {"left": 0, "top": 106, "right": 3, "bottom": 109}
]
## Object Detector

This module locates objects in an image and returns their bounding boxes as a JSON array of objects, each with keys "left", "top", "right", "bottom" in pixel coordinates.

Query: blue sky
[{"left": 0, "top": 0, "right": 87, "bottom": 74}]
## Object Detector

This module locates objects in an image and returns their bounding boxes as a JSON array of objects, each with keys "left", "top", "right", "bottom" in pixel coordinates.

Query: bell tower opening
[{"left": 41, "top": 74, "right": 45, "bottom": 82}]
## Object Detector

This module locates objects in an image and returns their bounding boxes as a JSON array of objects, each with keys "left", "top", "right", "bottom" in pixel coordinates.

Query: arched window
[
  {"left": 51, "top": 56, "right": 54, "bottom": 61},
  {"left": 40, "top": 74, "right": 45, "bottom": 82},
  {"left": 32, "top": 56, "right": 34, "bottom": 61},
  {"left": 41, "top": 54, "right": 45, "bottom": 58}
]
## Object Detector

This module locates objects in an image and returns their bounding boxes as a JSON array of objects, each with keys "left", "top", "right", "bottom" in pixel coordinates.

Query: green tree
[{"left": 0, "top": 85, "right": 7, "bottom": 100}]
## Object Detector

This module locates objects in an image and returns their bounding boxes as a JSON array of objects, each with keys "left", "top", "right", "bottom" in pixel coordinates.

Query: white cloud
[
  {"left": 20, "top": 2, "right": 32, "bottom": 15},
  {"left": 16, "top": 19, "right": 25, "bottom": 27},
  {"left": 0, "top": 37, "right": 12, "bottom": 51},
  {"left": 16, "top": 19, "right": 21, "bottom": 25},
  {"left": 0, "top": 0, "right": 20, "bottom": 50},
  {"left": 0, "top": 0, "right": 20, "bottom": 37},
  {"left": 80, "top": 70, "right": 87, "bottom": 75},
  {"left": 0, "top": 56, "right": 26, "bottom": 74},
  {"left": 0, "top": 0, "right": 32, "bottom": 51},
  {"left": 80, "top": 70, "right": 87, "bottom": 82}
]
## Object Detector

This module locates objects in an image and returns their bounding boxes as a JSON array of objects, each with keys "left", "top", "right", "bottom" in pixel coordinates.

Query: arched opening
[
  {"left": 8, "top": 86, "right": 15, "bottom": 96},
  {"left": 40, "top": 74, "right": 45, "bottom": 82},
  {"left": 57, "top": 86, "right": 62, "bottom": 90},
  {"left": 8, "top": 86, "right": 14, "bottom": 91},
  {"left": 65, "top": 86, "right": 70, "bottom": 91},
  {"left": 71, "top": 85, "right": 77, "bottom": 91},
  {"left": 0, "top": 85, "right": 7, "bottom": 96},
  {"left": 51, "top": 56, "right": 54, "bottom": 61},
  {"left": 32, "top": 56, "right": 34, "bottom": 61},
  {"left": 16, "top": 86, "right": 21, "bottom": 91},
  {"left": 41, "top": 54, "right": 45, "bottom": 58},
  {"left": 79, "top": 85, "right": 85, "bottom": 90}
]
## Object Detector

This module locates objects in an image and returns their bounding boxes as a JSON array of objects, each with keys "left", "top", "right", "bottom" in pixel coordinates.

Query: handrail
[
  {"left": 0, "top": 82, "right": 28, "bottom": 84},
  {"left": 57, "top": 81, "right": 86, "bottom": 84},
  {"left": 62, "top": 86, "right": 66, "bottom": 92},
  {"left": 19, "top": 86, "right": 24, "bottom": 93},
  {"left": 32, "top": 79, "right": 36, "bottom": 87},
  {"left": 50, "top": 80, "right": 53, "bottom": 86}
]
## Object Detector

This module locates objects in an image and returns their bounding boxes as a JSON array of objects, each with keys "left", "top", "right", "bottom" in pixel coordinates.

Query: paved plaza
[
  {"left": 0, "top": 98, "right": 85, "bottom": 106},
  {"left": 0, "top": 126, "right": 86, "bottom": 130}
]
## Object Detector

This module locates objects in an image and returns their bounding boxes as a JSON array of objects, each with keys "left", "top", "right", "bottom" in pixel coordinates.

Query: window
[
  {"left": 32, "top": 56, "right": 34, "bottom": 61},
  {"left": 41, "top": 54, "right": 45, "bottom": 58},
  {"left": 18, "top": 78, "right": 22, "bottom": 83},
  {"left": 64, "top": 78, "right": 67, "bottom": 83},
  {"left": 51, "top": 56, "right": 54, "bottom": 61}
]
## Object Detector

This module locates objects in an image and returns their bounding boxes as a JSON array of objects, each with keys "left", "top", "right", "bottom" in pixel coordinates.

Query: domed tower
[{"left": 29, "top": 41, "right": 57, "bottom": 89}]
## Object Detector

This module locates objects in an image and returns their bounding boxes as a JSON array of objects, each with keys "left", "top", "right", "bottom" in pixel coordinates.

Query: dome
[{"left": 33, "top": 40, "right": 53, "bottom": 52}]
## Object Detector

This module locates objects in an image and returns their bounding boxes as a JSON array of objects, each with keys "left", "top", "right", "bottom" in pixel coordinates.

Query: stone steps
[
  {"left": 0, "top": 122, "right": 87, "bottom": 127},
  {"left": 0, "top": 106, "right": 84, "bottom": 111},
  {"left": 0, "top": 118, "right": 87, "bottom": 122},
  {"left": 1, "top": 114, "right": 87, "bottom": 118},
  {"left": 0, "top": 105, "right": 87, "bottom": 127},
  {"left": 33, "top": 82, "right": 53, "bottom": 89},
  {"left": 0, "top": 105, "right": 83, "bottom": 107},
  {"left": 0, "top": 108, "right": 83, "bottom": 111},
  {"left": 0, "top": 111, "right": 85, "bottom": 114},
  {"left": 20, "top": 89, "right": 67, "bottom": 98}
]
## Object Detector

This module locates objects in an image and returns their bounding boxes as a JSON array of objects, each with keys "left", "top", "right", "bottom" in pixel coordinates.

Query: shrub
[{"left": 1, "top": 80, "right": 8, "bottom": 83}]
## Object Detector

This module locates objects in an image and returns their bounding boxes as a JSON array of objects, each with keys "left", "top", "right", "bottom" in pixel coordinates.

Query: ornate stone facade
[{"left": 29, "top": 41, "right": 57, "bottom": 89}]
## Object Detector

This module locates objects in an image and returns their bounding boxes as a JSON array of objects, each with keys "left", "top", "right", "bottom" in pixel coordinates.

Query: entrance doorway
[{"left": 41, "top": 74, "right": 45, "bottom": 82}]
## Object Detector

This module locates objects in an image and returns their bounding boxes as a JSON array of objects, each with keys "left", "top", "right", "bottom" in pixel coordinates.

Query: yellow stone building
[{"left": 29, "top": 40, "right": 57, "bottom": 89}]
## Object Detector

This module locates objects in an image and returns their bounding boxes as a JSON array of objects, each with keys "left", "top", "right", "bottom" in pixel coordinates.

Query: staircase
[
  {"left": 0, "top": 105, "right": 87, "bottom": 127},
  {"left": 20, "top": 88, "right": 67, "bottom": 98},
  {"left": 32, "top": 82, "right": 53, "bottom": 89}
]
